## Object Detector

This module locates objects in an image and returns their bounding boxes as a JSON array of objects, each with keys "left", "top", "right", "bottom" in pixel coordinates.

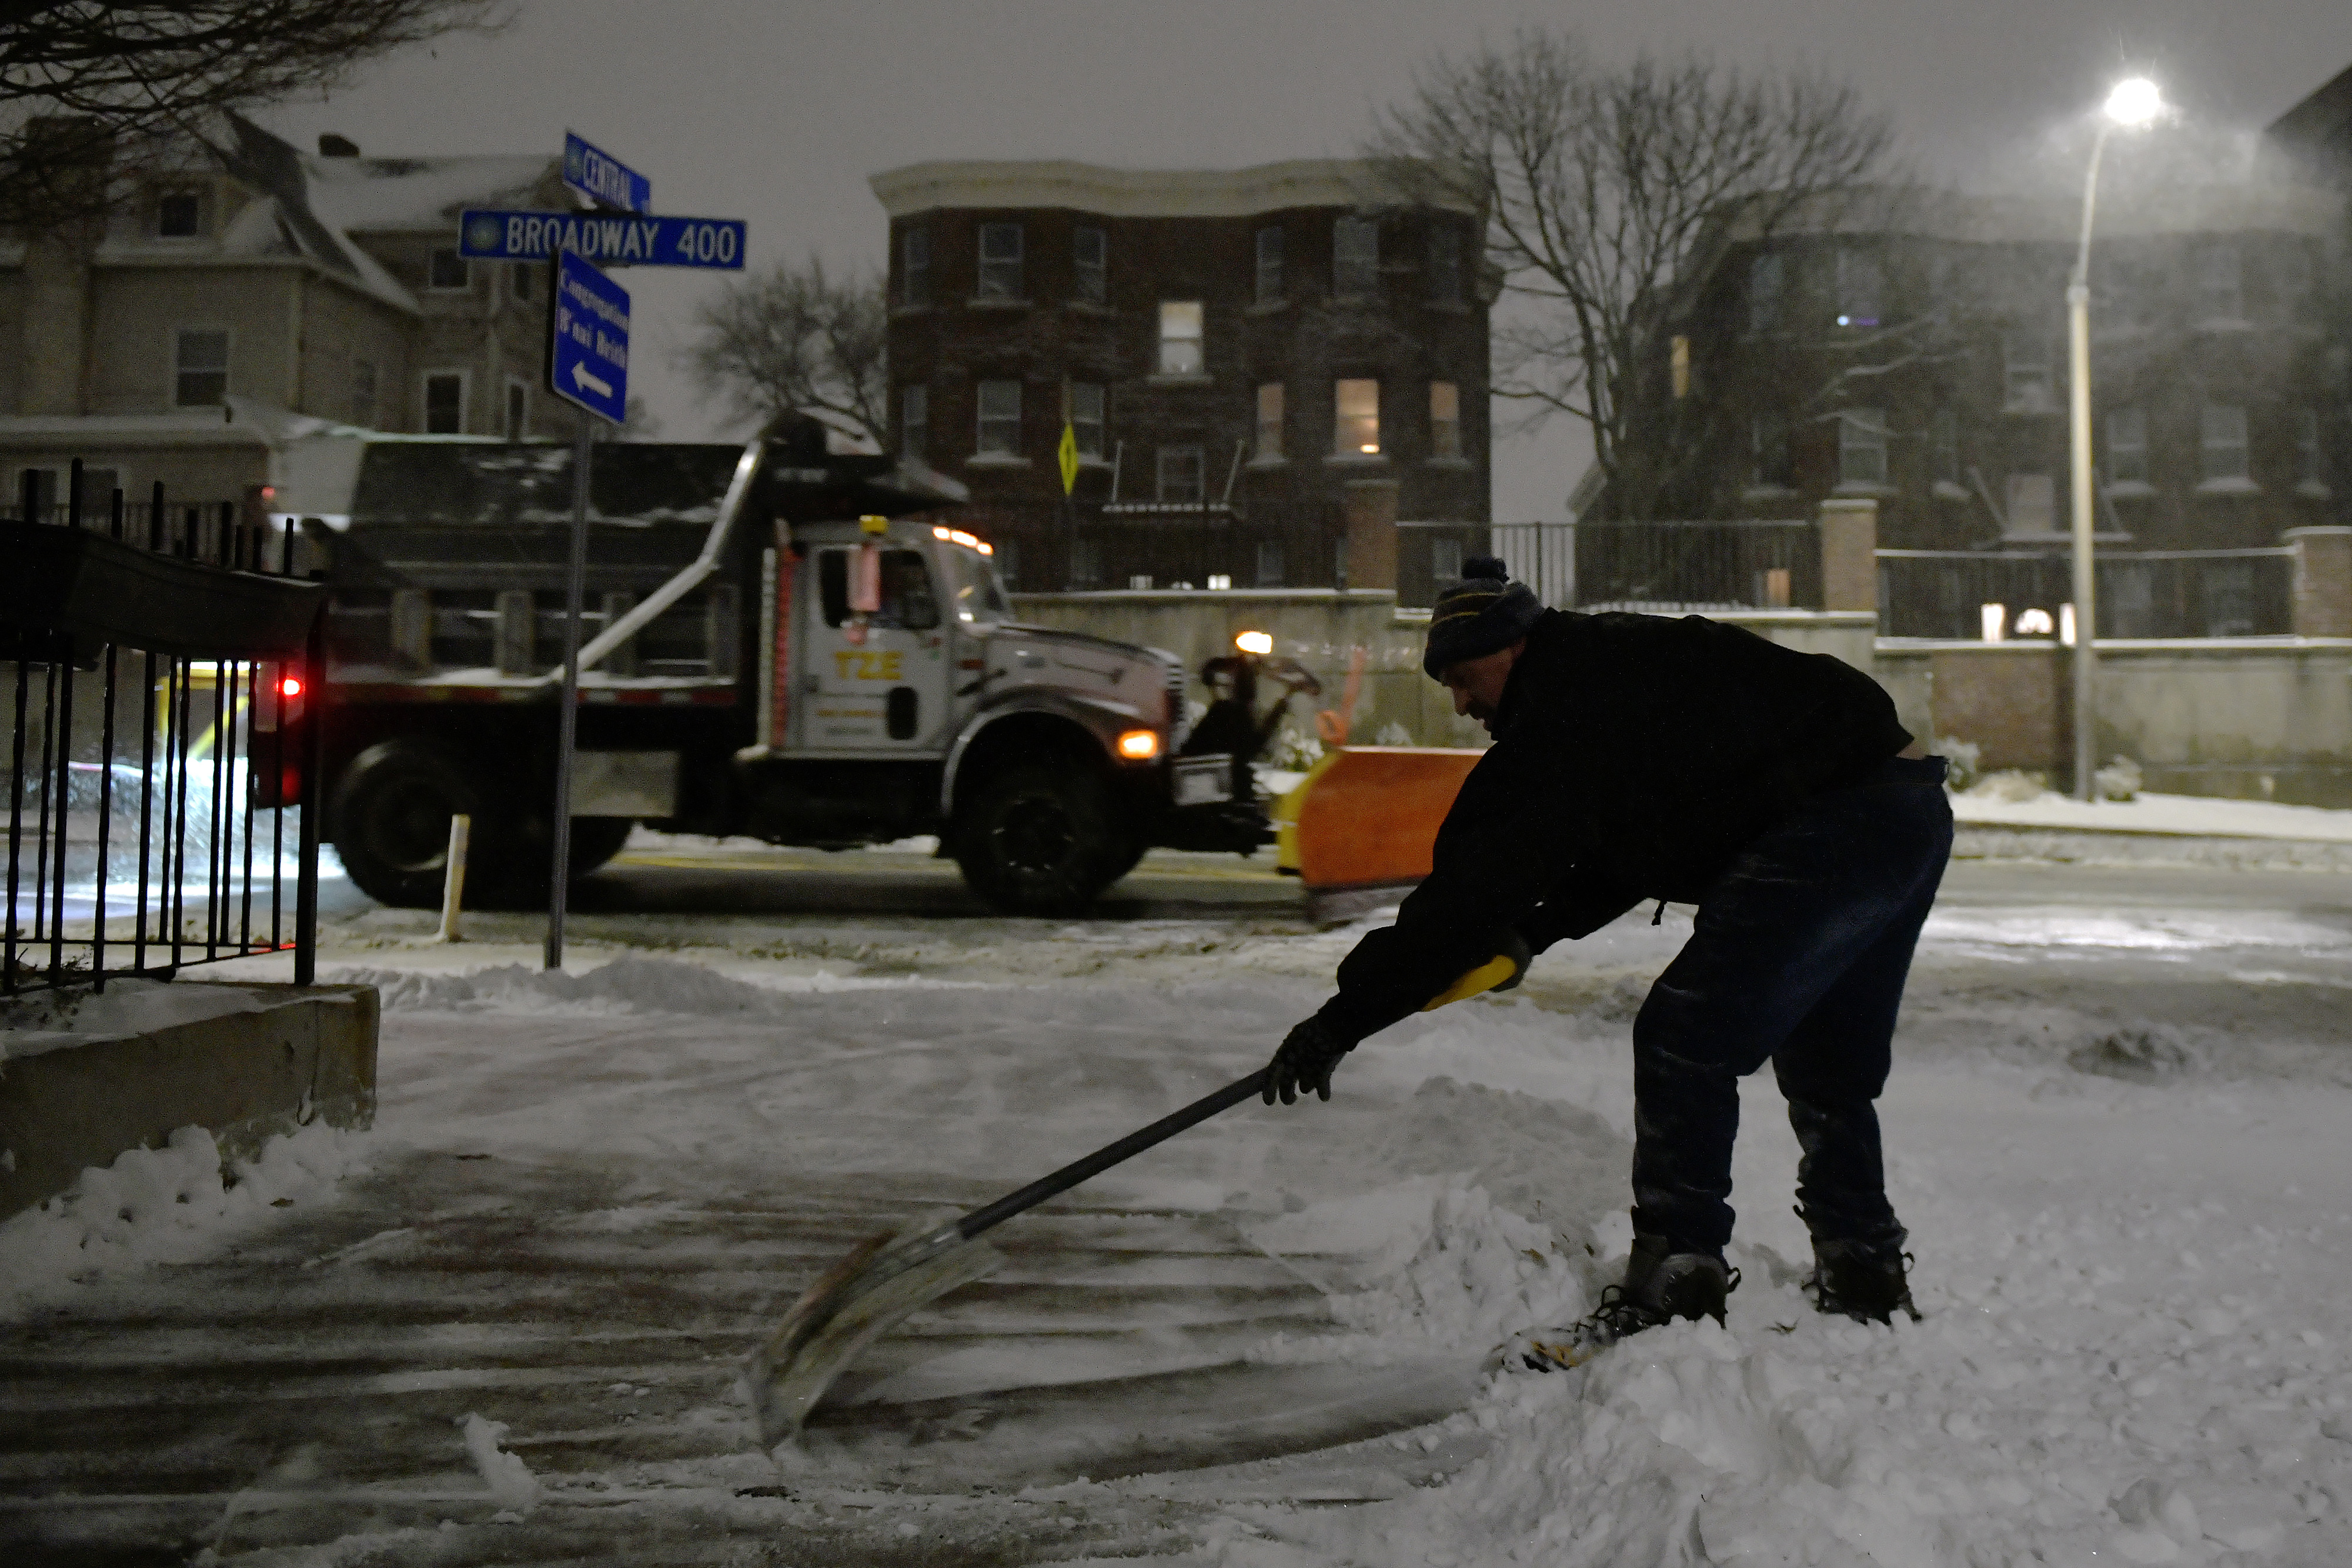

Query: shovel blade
[{"left": 744, "top": 1218, "right": 1005, "bottom": 1449}]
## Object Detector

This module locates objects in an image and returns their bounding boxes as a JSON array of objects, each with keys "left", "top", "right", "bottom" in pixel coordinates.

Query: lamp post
[{"left": 2067, "top": 76, "right": 2163, "bottom": 800}]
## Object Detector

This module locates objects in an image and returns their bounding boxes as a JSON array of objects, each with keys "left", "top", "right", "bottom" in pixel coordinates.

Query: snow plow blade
[{"left": 1274, "top": 747, "right": 1484, "bottom": 921}]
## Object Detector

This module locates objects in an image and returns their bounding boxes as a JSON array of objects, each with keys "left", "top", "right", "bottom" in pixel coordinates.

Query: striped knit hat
[{"left": 1423, "top": 557, "right": 1543, "bottom": 678}]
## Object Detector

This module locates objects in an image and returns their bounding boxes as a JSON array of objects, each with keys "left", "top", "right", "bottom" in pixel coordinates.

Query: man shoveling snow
[{"left": 1264, "top": 557, "right": 1951, "bottom": 1368}]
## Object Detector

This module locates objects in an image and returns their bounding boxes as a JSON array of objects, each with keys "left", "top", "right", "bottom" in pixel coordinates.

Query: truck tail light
[
  {"left": 254, "top": 662, "right": 307, "bottom": 732},
  {"left": 1116, "top": 729, "right": 1160, "bottom": 760}
]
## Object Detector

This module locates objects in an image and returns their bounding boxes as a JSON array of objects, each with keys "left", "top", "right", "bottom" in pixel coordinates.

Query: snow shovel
[{"left": 742, "top": 944, "right": 1532, "bottom": 1448}]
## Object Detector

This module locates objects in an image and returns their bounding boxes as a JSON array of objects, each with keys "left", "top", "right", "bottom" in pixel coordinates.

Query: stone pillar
[
  {"left": 2285, "top": 526, "right": 2352, "bottom": 639},
  {"left": 1817, "top": 497, "right": 1878, "bottom": 615},
  {"left": 1341, "top": 477, "right": 1400, "bottom": 591}
]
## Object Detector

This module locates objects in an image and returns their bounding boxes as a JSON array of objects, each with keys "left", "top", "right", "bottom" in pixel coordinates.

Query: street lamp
[{"left": 2067, "top": 76, "right": 2164, "bottom": 799}]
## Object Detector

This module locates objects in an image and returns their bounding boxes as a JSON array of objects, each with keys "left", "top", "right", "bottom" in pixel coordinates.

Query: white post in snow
[{"left": 434, "top": 814, "right": 471, "bottom": 943}]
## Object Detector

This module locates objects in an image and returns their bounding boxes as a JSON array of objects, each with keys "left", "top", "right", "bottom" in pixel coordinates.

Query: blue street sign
[
  {"left": 548, "top": 251, "right": 630, "bottom": 424},
  {"left": 459, "top": 208, "right": 745, "bottom": 270},
  {"left": 563, "top": 131, "right": 651, "bottom": 214}
]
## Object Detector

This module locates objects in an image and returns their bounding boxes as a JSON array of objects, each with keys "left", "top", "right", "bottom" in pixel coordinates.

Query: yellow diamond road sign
[{"left": 1057, "top": 422, "right": 1079, "bottom": 496}]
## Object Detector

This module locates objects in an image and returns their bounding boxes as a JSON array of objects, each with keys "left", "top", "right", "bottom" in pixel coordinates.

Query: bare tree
[
  {"left": 1, "top": 1, "right": 509, "bottom": 229},
  {"left": 683, "top": 255, "right": 888, "bottom": 443},
  {"left": 1372, "top": 31, "right": 1898, "bottom": 520}
]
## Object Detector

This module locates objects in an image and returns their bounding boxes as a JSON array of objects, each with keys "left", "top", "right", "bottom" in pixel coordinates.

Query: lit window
[
  {"left": 978, "top": 223, "right": 1024, "bottom": 299},
  {"left": 1158, "top": 301, "right": 1203, "bottom": 375},
  {"left": 2196, "top": 243, "right": 2243, "bottom": 321},
  {"left": 1334, "top": 217, "right": 1379, "bottom": 297},
  {"left": 1334, "top": 379, "right": 1380, "bottom": 455},
  {"left": 1256, "top": 383, "right": 1284, "bottom": 460},
  {"left": 351, "top": 359, "right": 377, "bottom": 428},
  {"left": 428, "top": 248, "right": 469, "bottom": 291},
  {"left": 1430, "top": 382, "right": 1461, "bottom": 460},
  {"left": 1156, "top": 445, "right": 1205, "bottom": 505},
  {"left": 976, "top": 379, "right": 1022, "bottom": 455},
  {"left": 2003, "top": 327, "right": 2052, "bottom": 412},
  {"left": 1748, "top": 251, "right": 1784, "bottom": 334},
  {"left": 1070, "top": 382, "right": 1104, "bottom": 460},
  {"left": 423, "top": 372, "right": 464, "bottom": 434},
  {"left": 2296, "top": 408, "right": 2324, "bottom": 488},
  {"left": 1073, "top": 225, "right": 1107, "bottom": 306},
  {"left": 1929, "top": 407, "right": 1960, "bottom": 487},
  {"left": 1835, "top": 248, "right": 1883, "bottom": 327},
  {"left": 1428, "top": 225, "right": 1463, "bottom": 305},
  {"left": 901, "top": 384, "right": 928, "bottom": 459},
  {"left": 902, "top": 227, "right": 931, "bottom": 306},
  {"left": 505, "top": 380, "right": 527, "bottom": 440},
  {"left": 1838, "top": 408, "right": 1887, "bottom": 485},
  {"left": 174, "top": 328, "right": 229, "bottom": 406},
  {"left": 2106, "top": 408, "right": 2148, "bottom": 485},
  {"left": 1255, "top": 226, "right": 1284, "bottom": 306},
  {"left": 157, "top": 192, "right": 201, "bottom": 238},
  {"left": 2200, "top": 403, "right": 2249, "bottom": 483}
]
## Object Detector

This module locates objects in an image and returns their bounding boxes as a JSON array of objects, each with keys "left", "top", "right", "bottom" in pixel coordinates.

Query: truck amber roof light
[
  {"left": 1235, "top": 630, "right": 1274, "bottom": 656},
  {"left": 933, "top": 526, "right": 951, "bottom": 539},
  {"left": 1116, "top": 729, "right": 1160, "bottom": 760},
  {"left": 858, "top": 515, "right": 889, "bottom": 535}
]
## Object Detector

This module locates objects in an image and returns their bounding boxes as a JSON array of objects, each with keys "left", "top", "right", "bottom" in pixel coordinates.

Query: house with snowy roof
[{"left": 0, "top": 114, "right": 567, "bottom": 518}]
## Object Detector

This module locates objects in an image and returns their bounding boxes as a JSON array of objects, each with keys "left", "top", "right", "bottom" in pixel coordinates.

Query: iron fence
[
  {"left": 1875, "top": 548, "right": 2296, "bottom": 640},
  {"left": 4, "top": 461, "right": 322, "bottom": 996},
  {"left": 1492, "top": 520, "right": 1821, "bottom": 611}
]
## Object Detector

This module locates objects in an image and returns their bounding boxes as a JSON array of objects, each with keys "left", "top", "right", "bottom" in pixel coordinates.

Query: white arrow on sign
[{"left": 570, "top": 361, "right": 613, "bottom": 397}]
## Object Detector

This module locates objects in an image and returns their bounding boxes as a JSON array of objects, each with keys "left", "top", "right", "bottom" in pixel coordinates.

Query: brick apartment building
[
  {"left": 871, "top": 160, "right": 1491, "bottom": 599},
  {"left": 1, "top": 113, "right": 573, "bottom": 516}
]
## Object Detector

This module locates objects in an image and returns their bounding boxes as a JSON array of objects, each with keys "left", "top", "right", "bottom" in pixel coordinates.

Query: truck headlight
[
  {"left": 1235, "top": 630, "right": 1274, "bottom": 656},
  {"left": 1116, "top": 729, "right": 1161, "bottom": 760}
]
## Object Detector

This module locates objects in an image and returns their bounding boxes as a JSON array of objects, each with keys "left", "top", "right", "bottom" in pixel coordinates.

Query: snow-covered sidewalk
[{"left": 1952, "top": 788, "right": 2352, "bottom": 843}]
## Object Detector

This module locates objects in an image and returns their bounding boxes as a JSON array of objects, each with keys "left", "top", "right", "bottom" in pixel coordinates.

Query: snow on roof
[
  {"left": 870, "top": 158, "right": 1476, "bottom": 218},
  {"left": 305, "top": 152, "right": 557, "bottom": 234}
]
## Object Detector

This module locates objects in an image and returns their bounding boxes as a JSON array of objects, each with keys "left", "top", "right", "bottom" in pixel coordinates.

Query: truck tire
[
  {"left": 568, "top": 819, "right": 633, "bottom": 876},
  {"left": 953, "top": 763, "right": 1127, "bottom": 917},
  {"left": 330, "top": 740, "right": 488, "bottom": 908}
]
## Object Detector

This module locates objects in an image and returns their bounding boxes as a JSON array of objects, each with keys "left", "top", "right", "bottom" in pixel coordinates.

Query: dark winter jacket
[{"left": 1315, "top": 608, "right": 1912, "bottom": 1044}]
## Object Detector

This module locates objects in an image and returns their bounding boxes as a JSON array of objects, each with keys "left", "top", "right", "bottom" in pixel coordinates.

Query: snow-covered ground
[{"left": 4, "top": 859, "right": 2350, "bottom": 1565}]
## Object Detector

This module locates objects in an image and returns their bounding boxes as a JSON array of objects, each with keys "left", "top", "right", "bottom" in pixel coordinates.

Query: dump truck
[{"left": 272, "top": 414, "right": 1268, "bottom": 915}]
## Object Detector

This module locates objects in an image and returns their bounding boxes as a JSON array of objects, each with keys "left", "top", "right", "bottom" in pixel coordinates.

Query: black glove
[{"left": 1263, "top": 1015, "right": 1354, "bottom": 1105}]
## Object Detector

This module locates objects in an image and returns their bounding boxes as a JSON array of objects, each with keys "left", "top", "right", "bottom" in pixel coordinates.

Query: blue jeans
[{"left": 1629, "top": 756, "right": 1952, "bottom": 1257}]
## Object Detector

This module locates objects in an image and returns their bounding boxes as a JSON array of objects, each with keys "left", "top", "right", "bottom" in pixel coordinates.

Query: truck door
[{"left": 793, "top": 542, "right": 953, "bottom": 755}]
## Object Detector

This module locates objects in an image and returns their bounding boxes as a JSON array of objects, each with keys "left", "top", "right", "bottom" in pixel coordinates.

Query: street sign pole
[{"left": 548, "top": 403, "right": 591, "bottom": 971}]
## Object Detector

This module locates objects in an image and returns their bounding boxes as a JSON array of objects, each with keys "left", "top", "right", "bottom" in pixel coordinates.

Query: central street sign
[
  {"left": 459, "top": 208, "right": 746, "bottom": 270},
  {"left": 548, "top": 250, "right": 630, "bottom": 424},
  {"left": 563, "top": 130, "right": 651, "bottom": 214}
]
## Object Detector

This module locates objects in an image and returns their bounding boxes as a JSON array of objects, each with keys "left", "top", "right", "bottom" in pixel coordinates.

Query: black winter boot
[
  {"left": 1806, "top": 1235, "right": 1920, "bottom": 1325},
  {"left": 1499, "top": 1234, "right": 1737, "bottom": 1373}
]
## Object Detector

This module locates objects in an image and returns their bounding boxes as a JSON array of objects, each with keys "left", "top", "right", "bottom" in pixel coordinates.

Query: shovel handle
[{"left": 955, "top": 1068, "right": 1272, "bottom": 1242}]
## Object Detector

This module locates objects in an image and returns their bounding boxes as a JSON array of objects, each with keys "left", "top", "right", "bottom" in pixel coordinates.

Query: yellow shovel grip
[{"left": 1421, "top": 953, "right": 1520, "bottom": 1011}]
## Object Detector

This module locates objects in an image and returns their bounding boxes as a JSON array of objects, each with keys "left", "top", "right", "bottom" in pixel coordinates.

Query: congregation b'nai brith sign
[{"left": 460, "top": 210, "right": 744, "bottom": 270}]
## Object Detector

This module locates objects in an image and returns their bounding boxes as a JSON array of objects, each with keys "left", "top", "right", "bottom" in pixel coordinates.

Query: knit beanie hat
[{"left": 1423, "top": 557, "right": 1544, "bottom": 678}]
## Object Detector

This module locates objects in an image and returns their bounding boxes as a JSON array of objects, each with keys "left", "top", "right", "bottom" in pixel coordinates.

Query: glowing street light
[{"left": 2065, "top": 76, "right": 2165, "bottom": 799}]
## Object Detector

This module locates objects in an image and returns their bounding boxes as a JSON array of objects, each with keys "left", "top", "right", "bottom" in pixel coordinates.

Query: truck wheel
[
  {"left": 331, "top": 740, "right": 485, "bottom": 908},
  {"left": 568, "top": 819, "right": 633, "bottom": 876},
  {"left": 953, "top": 764, "right": 1125, "bottom": 917}
]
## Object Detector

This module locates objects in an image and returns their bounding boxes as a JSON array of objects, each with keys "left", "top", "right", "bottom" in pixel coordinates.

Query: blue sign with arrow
[
  {"left": 460, "top": 208, "right": 745, "bottom": 270},
  {"left": 548, "top": 250, "right": 630, "bottom": 424},
  {"left": 563, "top": 130, "right": 651, "bottom": 214}
]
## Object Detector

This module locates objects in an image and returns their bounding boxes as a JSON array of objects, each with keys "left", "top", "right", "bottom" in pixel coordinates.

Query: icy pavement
[{"left": 3, "top": 856, "right": 2350, "bottom": 1564}]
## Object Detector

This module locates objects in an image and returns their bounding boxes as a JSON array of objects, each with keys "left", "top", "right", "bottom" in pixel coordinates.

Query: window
[
  {"left": 1838, "top": 408, "right": 1887, "bottom": 485},
  {"left": 423, "top": 372, "right": 465, "bottom": 434},
  {"left": 1069, "top": 382, "right": 1104, "bottom": 460},
  {"left": 2003, "top": 327, "right": 2052, "bottom": 412},
  {"left": 2196, "top": 243, "right": 2244, "bottom": 321},
  {"left": 976, "top": 380, "right": 1022, "bottom": 456},
  {"left": 1929, "top": 407, "right": 1960, "bottom": 487},
  {"left": 1751, "top": 415, "right": 1793, "bottom": 489},
  {"left": 2204, "top": 562, "right": 2256, "bottom": 636},
  {"left": 157, "top": 191, "right": 201, "bottom": 238},
  {"left": 1255, "top": 383, "right": 1285, "bottom": 460},
  {"left": 1432, "top": 538, "right": 1464, "bottom": 582},
  {"left": 995, "top": 538, "right": 1021, "bottom": 589},
  {"left": 977, "top": 222, "right": 1023, "bottom": 299},
  {"left": 817, "top": 549, "right": 940, "bottom": 629},
  {"left": 1748, "top": 252, "right": 1784, "bottom": 334},
  {"left": 2005, "top": 473, "right": 2055, "bottom": 534},
  {"left": 351, "top": 359, "right": 377, "bottom": 428},
  {"left": 1071, "top": 536, "right": 1100, "bottom": 588},
  {"left": 1158, "top": 300, "right": 1203, "bottom": 376},
  {"left": 2107, "top": 407, "right": 2149, "bottom": 485},
  {"left": 1255, "top": 539, "right": 1285, "bottom": 587},
  {"left": 511, "top": 264, "right": 532, "bottom": 304},
  {"left": 1428, "top": 225, "right": 1463, "bottom": 305},
  {"left": 900, "top": 384, "right": 928, "bottom": 459},
  {"left": 1156, "top": 445, "right": 1205, "bottom": 505},
  {"left": 2296, "top": 408, "right": 2324, "bottom": 489},
  {"left": 2278, "top": 244, "right": 2315, "bottom": 313},
  {"left": 174, "top": 328, "right": 229, "bottom": 406},
  {"left": 1835, "top": 248, "right": 1884, "bottom": 328},
  {"left": 902, "top": 226, "right": 931, "bottom": 306},
  {"left": 428, "top": 248, "right": 469, "bottom": 291},
  {"left": 2200, "top": 403, "right": 2249, "bottom": 484},
  {"left": 505, "top": 380, "right": 528, "bottom": 440},
  {"left": 1073, "top": 225, "right": 1107, "bottom": 306},
  {"left": 1255, "top": 226, "right": 1284, "bottom": 306},
  {"left": 1334, "top": 217, "right": 1378, "bottom": 297},
  {"left": 1334, "top": 379, "right": 1380, "bottom": 455},
  {"left": 1430, "top": 382, "right": 1462, "bottom": 460}
]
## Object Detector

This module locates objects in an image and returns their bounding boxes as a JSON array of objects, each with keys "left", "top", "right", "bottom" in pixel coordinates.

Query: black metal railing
[
  {"left": 1875, "top": 548, "right": 2296, "bottom": 640},
  {"left": 1492, "top": 520, "right": 1822, "bottom": 611},
  {"left": 4, "top": 460, "right": 323, "bottom": 996}
]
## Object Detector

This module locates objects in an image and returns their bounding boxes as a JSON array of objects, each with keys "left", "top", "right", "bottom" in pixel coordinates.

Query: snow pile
[
  {"left": 459, "top": 1414, "right": 540, "bottom": 1513},
  {"left": 0, "top": 1122, "right": 363, "bottom": 1317},
  {"left": 336, "top": 953, "right": 953, "bottom": 1015}
]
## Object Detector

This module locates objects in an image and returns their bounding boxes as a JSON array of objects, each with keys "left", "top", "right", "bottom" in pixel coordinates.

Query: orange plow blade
[{"left": 1274, "top": 746, "right": 1483, "bottom": 919}]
